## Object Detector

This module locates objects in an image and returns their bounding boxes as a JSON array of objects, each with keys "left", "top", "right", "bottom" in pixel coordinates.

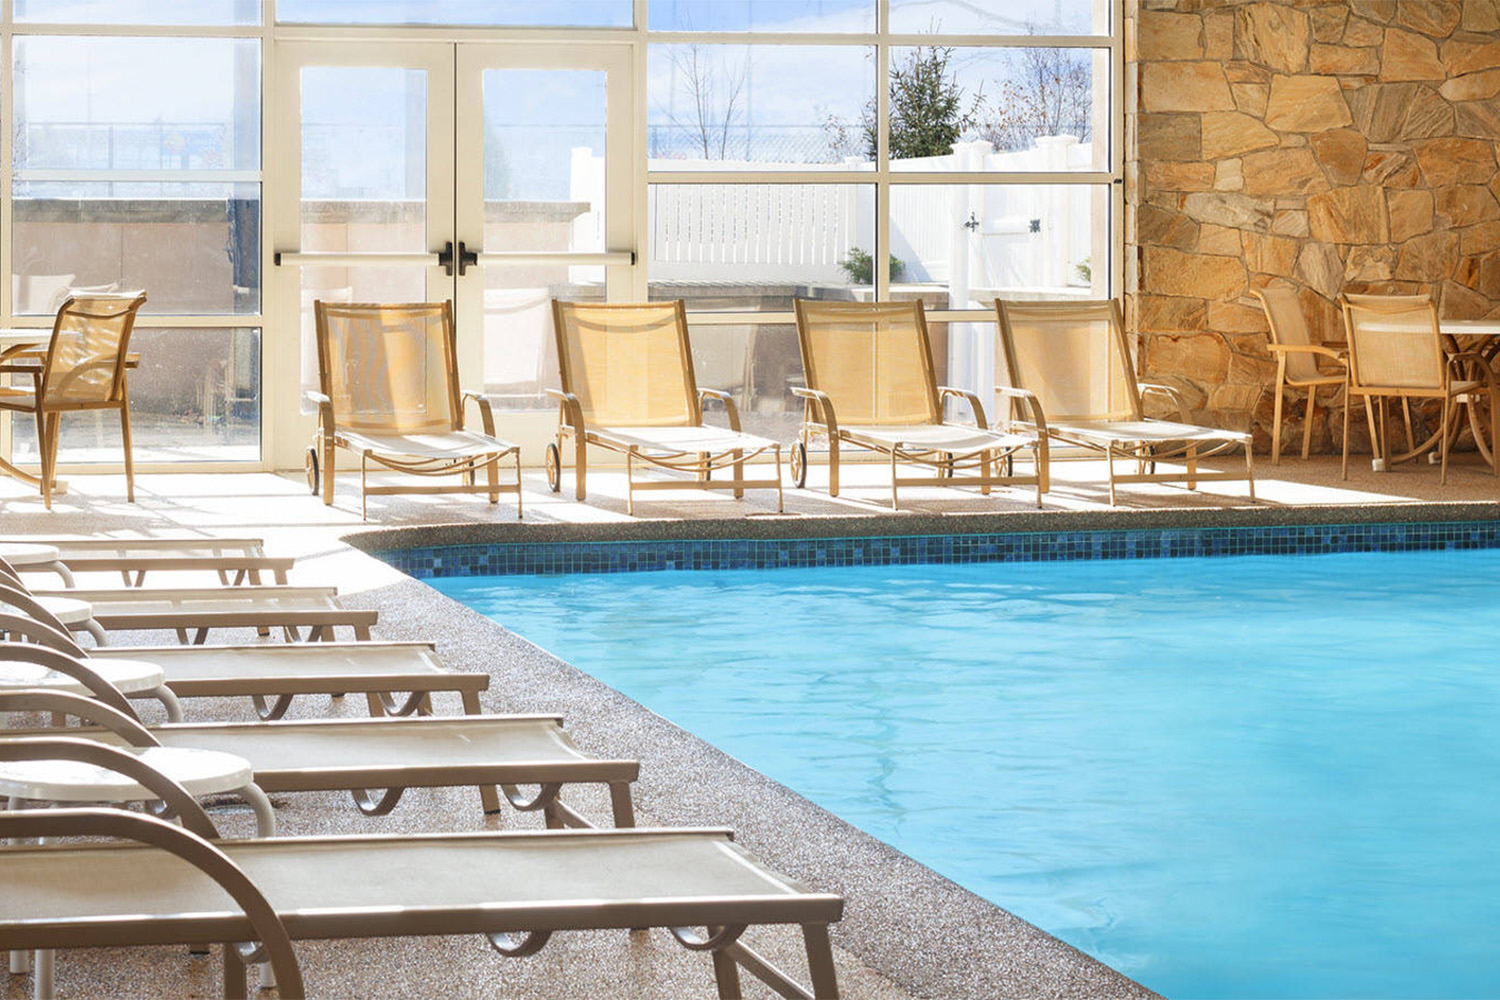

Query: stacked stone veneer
[{"left": 1125, "top": 0, "right": 1500, "bottom": 453}]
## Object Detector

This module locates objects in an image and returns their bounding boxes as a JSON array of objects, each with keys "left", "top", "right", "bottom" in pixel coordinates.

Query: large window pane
[
  {"left": 14, "top": 37, "right": 260, "bottom": 173},
  {"left": 16, "top": 0, "right": 261, "bottom": 24},
  {"left": 890, "top": 183, "right": 1108, "bottom": 306},
  {"left": 648, "top": 46, "right": 874, "bottom": 169},
  {"left": 12, "top": 328, "right": 261, "bottom": 463},
  {"left": 485, "top": 69, "right": 605, "bottom": 251},
  {"left": 650, "top": 0, "right": 873, "bottom": 32},
  {"left": 887, "top": 46, "right": 1108, "bottom": 172},
  {"left": 481, "top": 266, "right": 605, "bottom": 412},
  {"left": 14, "top": 182, "right": 260, "bottom": 315},
  {"left": 299, "top": 267, "right": 426, "bottom": 412},
  {"left": 648, "top": 184, "right": 874, "bottom": 311},
  {"left": 278, "top": 1, "right": 630, "bottom": 26},
  {"left": 890, "top": 0, "right": 1109, "bottom": 35}
]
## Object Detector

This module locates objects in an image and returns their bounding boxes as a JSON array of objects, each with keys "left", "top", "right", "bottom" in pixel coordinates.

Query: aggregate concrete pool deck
[{"left": 3, "top": 455, "right": 1498, "bottom": 999}]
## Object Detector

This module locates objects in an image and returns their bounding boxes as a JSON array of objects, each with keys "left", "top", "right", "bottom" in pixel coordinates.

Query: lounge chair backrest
[
  {"left": 314, "top": 301, "right": 461, "bottom": 434},
  {"left": 1253, "top": 287, "right": 1323, "bottom": 382},
  {"left": 1341, "top": 293, "right": 1443, "bottom": 391},
  {"left": 995, "top": 299, "right": 1140, "bottom": 422},
  {"left": 793, "top": 300, "right": 940, "bottom": 426},
  {"left": 41, "top": 293, "right": 146, "bottom": 407},
  {"left": 551, "top": 300, "right": 700, "bottom": 428}
]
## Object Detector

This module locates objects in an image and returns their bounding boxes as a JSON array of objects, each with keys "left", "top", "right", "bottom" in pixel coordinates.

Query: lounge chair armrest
[
  {"left": 0, "top": 806, "right": 306, "bottom": 1000},
  {"left": 0, "top": 689, "right": 157, "bottom": 746},
  {"left": 303, "top": 390, "right": 335, "bottom": 442},
  {"left": 791, "top": 386, "right": 840, "bottom": 439},
  {"left": 993, "top": 385, "right": 1049, "bottom": 435},
  {"left": 697, "top": 388, "right": 743, "bottom": 431},
  {"left": 304, "top": 390, "right": 330, "bottom": 405},
  {"left": 1138, "top": 382, "right": 1192, "bottom": 422},
  {"left": 461, "top": 390, "right": 499, "bottom": 437},
  {"left": 545, "top": 387, "right": 586, "bottom": 431},
  {"left": 938, "top": 385, "right": 989, "bottom": 429},
  {"left": 1267, "top": 343, "right": 1348, "bottom": 363}
]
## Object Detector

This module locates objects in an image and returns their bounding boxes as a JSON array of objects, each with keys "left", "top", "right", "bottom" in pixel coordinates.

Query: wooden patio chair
[
  {"left": 548, "top": 300, "right": 783, "bottom": 515},
  {"left": 0, "top": 292, "right": 146, "bottom": 509},
  {"left": 1251, "top": 287, "right": 1348, "bottom": 464},
  {"left": 791, "top": 299, "right": 1047, "bottom": 509},
  {"left": 994, "top": 298, "right": 1254, "bottom": 505},
  {"left": 0, "top": 610, "right": 480, "bottom": 722},
  {"left": 1339, "top": 293, "right": 1500, "bottom": 483},
  {"left": 0, "top": 679, "right": 639, "bottom": 826},
  {"left": 0, "top": 806, "right": 844, "bottom": 999},
  {"left": 309, "top": 301, "right": 521, "bottom": 519}
]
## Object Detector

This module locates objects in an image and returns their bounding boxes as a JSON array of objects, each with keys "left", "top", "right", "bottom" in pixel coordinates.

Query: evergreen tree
[{"left": 863, "top": 46, "right": 975, "bottom": 161}]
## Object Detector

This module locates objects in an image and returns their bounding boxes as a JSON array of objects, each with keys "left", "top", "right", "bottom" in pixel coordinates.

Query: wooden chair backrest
[
  {"left": 1341, "top": 293, "right": 1444, "bottom": 392},
  {"left": 41, "top": 293, "right": 147, "bottom": 408},
  {"left": 1253, "top": 287, "right": 1324, "bottom": 382},
  {"left": 793, "top": 299, "right": 941, "bottom": 426},
  {"left": 995, "top": 299, "right": 1140, "bottom": 423},
  {"left": 551, "top": 300, "right": 700, "bottom": 428},
  {"left": 314, "top": 301, "right": 461, "bottom": 434}
]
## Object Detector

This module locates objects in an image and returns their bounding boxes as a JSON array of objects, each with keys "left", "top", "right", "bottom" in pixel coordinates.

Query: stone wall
[{"left": 1125, "top": 0, "right": 1500, "bottom": 453}]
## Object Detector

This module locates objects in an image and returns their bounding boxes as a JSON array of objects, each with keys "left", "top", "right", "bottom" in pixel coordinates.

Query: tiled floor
[{"left": 1, "top": 454, "right": 1497, "bottom": 999}]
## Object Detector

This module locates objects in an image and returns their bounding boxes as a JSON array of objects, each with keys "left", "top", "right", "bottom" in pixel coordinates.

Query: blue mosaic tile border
[{"left": 376, "top": 520, "right": 1500, "bottom": 579}]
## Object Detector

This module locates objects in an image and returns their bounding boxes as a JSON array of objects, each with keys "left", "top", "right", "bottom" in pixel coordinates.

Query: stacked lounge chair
[{"left": 0, "top": 535, "right": 845, "bottom": 999}]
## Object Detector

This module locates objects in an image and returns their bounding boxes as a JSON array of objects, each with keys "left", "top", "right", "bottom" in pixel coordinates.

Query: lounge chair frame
[
  {"left": 548, "top": 300, "right": 784, "bottom": 515},
  {"left": 1251, "top": 287, "right": 1348, "bottom": 464},
  {"left": 792, "top": 299, "right": 1047, "bottom": 509},
  {"left": 310, "top": 301, "right": 522, "bottom": 519},
  {"left": 2, "top": 536, "right": 292, "bottom": 587},
  {"left": 0, "top": 809, "right": 843, "bottom": 1000},
  {"left": 1339, "top": 293, "right": 1500, "bottom": 484},
  {"left": 994, "top": 298, "right": 1255, "bottom": 505}
]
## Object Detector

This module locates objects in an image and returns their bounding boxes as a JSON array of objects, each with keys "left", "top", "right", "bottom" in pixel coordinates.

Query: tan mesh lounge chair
[
  {"left": 791, "top": 299, "right": 1047, "bottom": 509},
  {"left": 1252, "top": 287, "right": 1349, "bottom": 465},
  {"left": 0, "top": 612, "right": 483, "bottom": 721},
  {"left": 0, "top": 684, "right": 638, "bottom": 826},
  {"left": 0, "top": 537, "right": 293, "bottom": 588},
  {"left": 0, "top": 808, "right": 844, "bottom": 999},
  {"left": 1340, "top": 293, "right": 1500, "bottom": 483},
  {"left": 548, "top": 300, "right": 784, "bottom": 515},
  {"left": 0, "top": 292, "right": 146, "bottom": 508},
  {"left": 994, "top": 299, "right": 1255, "bottom": 505},
  {"left": 310, "top": 301, "right": 522, "bottom": 519}
]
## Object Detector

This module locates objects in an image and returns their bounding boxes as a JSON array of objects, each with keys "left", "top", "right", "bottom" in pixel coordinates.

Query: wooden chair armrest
[
  {"left": 1267, "top": 343, "right": 1348, "bottom": 363},
  {"left": 697, "top": 388, "right": 742, "bottom": 431},
  {"left": 544, "top": 388, "right": 586, "bottom": 431},
  {"left": 993, "top": 385, "right": 1050, "bottom": 435},
  {"left": 1138, "top": 382, "right": 1192, "bottom": 422},
  {"left": 303, "top": 391, "right": 335, "bottom": 441},
  {"left": 937, "top": 385, "right": 989, "bottom": 429},
  {"left": 791, "top": 386, "right": 840, "bottom": 439},
  {"left": 0, "top": 806, "right": 306, "bottom": 999},
  {"left": 461, "top": 390, "right": 498, "bottom": 437}
]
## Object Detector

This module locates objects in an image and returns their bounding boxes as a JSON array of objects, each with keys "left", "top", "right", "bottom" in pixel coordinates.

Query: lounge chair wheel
[
  {"left": 304, "top": 447, "right": 320, "bottom": 495},
  {"left": 790, "top": 442, "right": 807, "bottom": 489},
  {"left": 544, "top": 443, "right": 562, "bottom": 493}
]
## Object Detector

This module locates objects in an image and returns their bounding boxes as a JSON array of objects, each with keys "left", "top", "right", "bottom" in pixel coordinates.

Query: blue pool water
[{"left": 432, "top": 549, "right": 1500, "bottom": 999}]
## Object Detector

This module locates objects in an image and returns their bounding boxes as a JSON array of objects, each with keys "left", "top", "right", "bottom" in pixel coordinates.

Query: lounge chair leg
[
  {"left": 980, "top": 452, "right": 992, "bottom": 496},
  {"left": 1342, "top": 387, "right": 1352, "bottom": 480},
  {"left": 1440, "top": 398, "right": 1450, "bottom": 486},
  {"left": 1106, "top": 445, "right": 1117, "bottom": 506},
  {"left": 574, "top": 436, "right": 588, "bottom": 501},
  {"left": 365, "top": 692, "right": 385, "bottom": 717},
  {"left": 119, "top": 393, "right": 135, "bottom": 504},
  {"left": 626, "top": 451, "right": 635, "bottom": 516},
  {"left": 223, "top": 944, "right": 247, "bottom": 1000},
  {"left": 1302, "top": 386, "right": 1316, "bottom": 461},
  {"left": 460, "top": 689, "right": 483, "bottom": 715},
  {"left": 889, "top": 450, "right": 899, "bottom": 510},
  {"left": 774, "top": 445, "right": 785, "bottom": 513},
  {"left": 804, "top": 923, "right": 840, "bottom": 999},
  {"left": 609, "top": 781, "right": 637, "bottom": 827},
  {"left": 486, "top": 454, "right": 499, "bottom": 505},
  {"left": 480, "top": 784, "right": 502, "bottom": 814},
  {"left": 1245, "top": 441, "right": 1256, "bottom": 503},
  {"left": 733, "top": 449, "right": 744, "bottom": 499},
  {"left": 1271, "top": 377, "right": 1284, "bottom": 465},
  {"left": 322, "top": 437, "right": 336, "bottom": 507},
  {"left": 827, "top": 436, "right": 840, "bottom": 497},
  {"left": 712, "top": 950, "right": 743, "bottom": 1000},
  {"left": 1186, "top": 444, "right": 1197, "bottom": 490},
  {"left": 513, "top": 452, "right": 524, "bottom": 518}
]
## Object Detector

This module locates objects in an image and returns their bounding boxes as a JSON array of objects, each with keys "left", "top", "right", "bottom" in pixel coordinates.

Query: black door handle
[{"left": 437, "top": 241, "right": 479, "bottom": 276}]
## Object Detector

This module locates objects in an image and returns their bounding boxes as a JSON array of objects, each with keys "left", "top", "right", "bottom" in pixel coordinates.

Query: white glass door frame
[
  {"left": 452, "top": 43, "right": 635, "bottom": 397},
  {"left": 267, "top": 40, "right": 456, "bottom": 472}
]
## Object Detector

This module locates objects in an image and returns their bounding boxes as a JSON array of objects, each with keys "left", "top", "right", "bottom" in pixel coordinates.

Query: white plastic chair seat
[
  {"left": 0, "top": 746, "right": 252, "bottom": 802},
  {"left": 339, "top": 429, "right": 516, "bottom": 461},
  {"left": 595, "top": 425, "right": 778, "bottom": 455},
  {"left": 0, "top": 657, "right": 164, "bottom": 696},
  {"left": 0, "top": 543, "right": 62, "bottom": 567},
  {"left": 842, "top": 423, "right": 1033, "bottom": 454}
]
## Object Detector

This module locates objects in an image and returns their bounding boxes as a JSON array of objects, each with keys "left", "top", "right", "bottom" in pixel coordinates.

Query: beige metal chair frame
[
  {"left": 1339, "top": 293, "right": 1500, "bottom": 484},
  {"left": 2, "top": 537, "right": 292, "bottom": 588},
  {"left": 994, "top": 298, "right": 1255, "bottom": 505},
  {"left": 0, "top": 293, "right": 146, "bottom": 509},
  {"left": 0, "top": 809, "right": 844, "bottom": 1000},
  {"left": 310, "top": 301, "right": 522, "bottom": 519},
  {"left": 0, "top": 612, "right": 483, "bottom": 721},
  {"left": 1251, "top": 287, "right": 1348, "bottom": 464},
  {"left": 0, "top": 687, "right": 638, "bottom": 827},
  {"left": 548, "top": 300, "right": 784, "bottom": 515},
  {"left": 792, "top": 299, "right": 1048, "bottom": 509}
]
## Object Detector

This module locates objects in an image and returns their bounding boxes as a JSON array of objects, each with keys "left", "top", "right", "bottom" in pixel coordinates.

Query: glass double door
[{"left": 270, "top": 41, "right": 633, "bottom": 467}]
